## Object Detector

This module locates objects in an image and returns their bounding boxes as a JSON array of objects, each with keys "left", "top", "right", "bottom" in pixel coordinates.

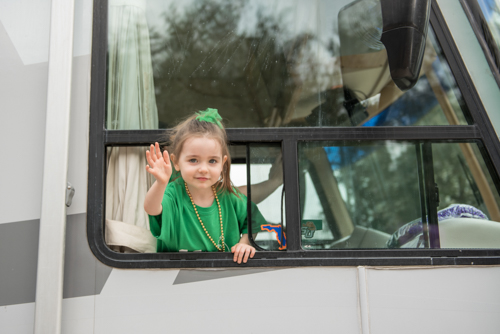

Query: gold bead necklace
[{"left": 184, "top": 182, "right": 225, "bottom": 252}]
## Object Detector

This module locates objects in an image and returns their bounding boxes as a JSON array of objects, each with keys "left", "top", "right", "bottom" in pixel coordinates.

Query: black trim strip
[
  {"left": 94, "top": 248, "right": 500, "bottom": 260},
  {"left": 245, "top": 144, "right": 258, "bottom": 248},
  {"left": 423, "top": 143, "right": 440, "bottom": 248},
  {"left": 87, "top": 0, "right": 108, "bottom": 263},
  {"left": 416, "top": 144, "right": 430, "bottom": 248},
  {"left": 86, "top": 257, "right": 500, "bottom": 268},
  {"left": 87, "top": 248, "right": 500, "bottom": 269},
  {"left": 104, "top": 126, "right": 482, "bottom": 145},
  {"left": 282, "top": 139, "right": 300, "bottom": 251}
]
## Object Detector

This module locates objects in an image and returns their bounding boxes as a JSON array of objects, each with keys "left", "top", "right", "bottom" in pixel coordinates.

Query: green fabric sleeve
[
  {"left": 229, "top": 189, "right": 267, "bottom": 235},
  {"left": 250, "top": 201, "right": 268, "bottom": 234},
  {"left": 148, "top": 182, "right": 181, "bottom": 252},
  {"left": 148, "top": 214, "right": 162, "bottom": 238},
  {"left": 229, "top": 190, "right": 249, "bottom": 235}
]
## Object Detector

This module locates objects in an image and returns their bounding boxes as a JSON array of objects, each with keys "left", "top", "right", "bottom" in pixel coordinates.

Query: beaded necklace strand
[{"left": 184, "top": 182, "right": 225, "bottom": 252}]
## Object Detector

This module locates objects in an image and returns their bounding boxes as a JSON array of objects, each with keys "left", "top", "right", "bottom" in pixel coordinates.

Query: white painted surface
[
  {"left": 0, "top": 302, "right": 35, "bottom": 334},
  {"left": 34, "top": 0, "right": 75, "bottom": 332},
  {"left": 94, "top": 268, "right": 361, "bottom": 334},
  {"left": 4, "top": 266, "right": 500, "bottom": 334},
  {"left": 0, "top": 14, "right": 48, "bottom": 224},
  {"left": 65, "top": 0, "right": 92, "bottom": 218},
  {"left": 0, "top": 0, "right": 92, "bottom": 65},
  {"left": 366, "top": 266, "right": 500, "bottom": 334},
  {"left": 0, "top": 4, "right": 91, "bottom": 225},
  {"left": 72, "top": 0, "right": 93, "bottom": 57},
  {"left": 0, "top": 57, "right": 48, "bottom": 225},
  {"left": 0, "top": 55, "right": 90, "bottom": 225},
  {"left": 357, "top": 267, "right": 370, "bottom": 334},
  {"left": 61, "top": 296, "right": 96, "bottom": 334},
  {"left": 0, "top": 0, "right": 50, "bottom": 65},
  {"left": 66, "top": 55, "right": 91, "bottom": 216},
  {"left": 437, "top": 0, "right": 500, "bottom": 137},
  {"left": 1, "top": 297, "right": 96, "bottom": 334}
]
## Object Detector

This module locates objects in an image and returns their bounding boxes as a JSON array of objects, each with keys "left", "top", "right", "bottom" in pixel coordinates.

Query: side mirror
[
  {"left": 339, "top": 0, "right": 431, "bottom": 94},
  {"left": 380, "top": 0, "right": 431, "bottom": 90}
]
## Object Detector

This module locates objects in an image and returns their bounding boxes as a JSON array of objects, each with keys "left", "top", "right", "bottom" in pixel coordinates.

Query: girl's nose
[{"left": 198, "top": 163, "right": 208, "bottom": 173}]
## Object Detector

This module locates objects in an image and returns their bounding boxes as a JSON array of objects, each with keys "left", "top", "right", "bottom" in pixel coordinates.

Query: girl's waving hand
[{"left": 146, "top": 142, "right": 172, "bottom": 185}]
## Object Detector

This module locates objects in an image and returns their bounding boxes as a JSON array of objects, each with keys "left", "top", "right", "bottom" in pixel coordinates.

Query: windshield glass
[{"left": 106, "top": 0, "right": 470, "bottom": 129}]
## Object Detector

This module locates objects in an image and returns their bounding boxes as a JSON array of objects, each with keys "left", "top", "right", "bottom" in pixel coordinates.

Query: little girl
[{"left": 144, "top": 108, "right": 261, "bottom": 264}]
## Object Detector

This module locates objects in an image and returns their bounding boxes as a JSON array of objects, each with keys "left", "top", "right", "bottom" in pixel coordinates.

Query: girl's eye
[
  {"left": 209, "top": 159, "right": 217, "bottom": 164},
  {"left": 189, "top": 159, "right": 197, "bottom": 163}
]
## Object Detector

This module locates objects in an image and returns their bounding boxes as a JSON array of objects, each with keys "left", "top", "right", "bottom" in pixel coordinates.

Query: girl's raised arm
[{"left": 144, "top": 142, "right": 172, "bottom": 216}]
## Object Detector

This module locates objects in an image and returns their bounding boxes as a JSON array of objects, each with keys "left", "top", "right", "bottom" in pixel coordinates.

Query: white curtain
[{"left": 105, "top": 0, "right": 158, "bottom": 253}]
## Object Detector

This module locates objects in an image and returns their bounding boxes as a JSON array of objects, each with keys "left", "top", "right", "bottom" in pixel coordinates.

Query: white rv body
[{"left": 1, "top": 0, "right": 500, "bottom": 333}]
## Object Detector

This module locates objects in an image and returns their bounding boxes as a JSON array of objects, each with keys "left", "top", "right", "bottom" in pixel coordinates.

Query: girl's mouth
[{"left": 197, "top": 177, "right": 209, "bottom": 181}]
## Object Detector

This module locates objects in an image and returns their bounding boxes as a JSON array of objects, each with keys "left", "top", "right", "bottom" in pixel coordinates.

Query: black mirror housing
[{"left": 380, "top": 0, "right": 431, "bottom": 90}]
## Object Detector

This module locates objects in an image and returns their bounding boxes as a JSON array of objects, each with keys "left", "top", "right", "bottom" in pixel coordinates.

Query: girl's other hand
[
  {"left": 146, "top": 142, "right": 172, "bottom": 185},
  {"left": 231, "top": 243, "right": 256, "bottom": 264}
]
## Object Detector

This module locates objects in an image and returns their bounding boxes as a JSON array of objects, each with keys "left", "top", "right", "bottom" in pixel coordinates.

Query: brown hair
[{"left": 166, "top": 113, "right": 237, "bottom": 196}]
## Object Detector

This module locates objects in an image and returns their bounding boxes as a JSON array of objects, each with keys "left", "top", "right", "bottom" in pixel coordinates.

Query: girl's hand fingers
[
  {"left": 231, "top": 244, "right": 256, "bottom": 264},
  {"left": 149, "top": 144, "right": 157, "bottom": 162},
  {"left": 237, "top": 250, "right": 244, "bottom": 264},
  {"left": 155, "top": 142, "right": 162, "bottom": 160},
  {"left": 145, "top": 163, "right": 157, "bottom": 176},
  {"left": 243, "top": 247, "right": 256, "bottom": 263},
  {"left": 233, "top": 245, "right": 243, "bottom": 263},
  {"left": 242, "top": 248, "right": 251, "bottom": 264},
  {"left": 237, "top": 246, "right": 246, "bottom": 264},
  {"left": 233, "top": 246, "right": 238, "bottom": 262},
  {"left": 146, "top": 149, "right": 154, "bottom": 167}
]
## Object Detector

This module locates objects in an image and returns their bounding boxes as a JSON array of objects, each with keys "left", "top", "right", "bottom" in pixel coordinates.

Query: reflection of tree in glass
[
  {"left": 149, "top": 0, "right": 245, "bottom": 126},
  {"left": 480, "top": 0, "right": 500, "bottom": 51},
  {"left": 148, "top": 0, "right": 340, "bottom": 128},
  {"left": 333, "top": 139, "right": 493, "bottom": 235},
  {"left": 334, "top": 143, "right": 421, "bottom": 234}
]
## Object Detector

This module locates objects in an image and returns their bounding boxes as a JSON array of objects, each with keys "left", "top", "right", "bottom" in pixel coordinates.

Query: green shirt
[{"left": 149, "top": 177, "right": 266, "bottom": 252}]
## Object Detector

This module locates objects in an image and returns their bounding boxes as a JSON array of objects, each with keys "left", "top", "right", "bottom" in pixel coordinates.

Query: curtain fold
[{"left": 105, "top": 0, "right": 158, "bottom": 252}]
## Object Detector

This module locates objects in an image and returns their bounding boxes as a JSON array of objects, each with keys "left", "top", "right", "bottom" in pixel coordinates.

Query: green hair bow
[{"left": 196, "top": 108, "right": 223, "bottom": 129}]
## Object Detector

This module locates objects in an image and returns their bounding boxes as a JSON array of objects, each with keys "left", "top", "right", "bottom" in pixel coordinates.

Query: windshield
[{"left": 106, "top": 0, "right": 469, "bottom": 129}]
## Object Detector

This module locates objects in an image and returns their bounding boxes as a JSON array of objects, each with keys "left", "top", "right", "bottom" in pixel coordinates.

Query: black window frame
[{"left": 88, "top": 0, "right": 500, "bottom": 268}]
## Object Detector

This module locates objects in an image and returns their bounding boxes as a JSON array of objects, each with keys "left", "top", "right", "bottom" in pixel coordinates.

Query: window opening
[
  {"left": 298, "top": 140, "right": 500, "bottom": 250},
  {"left": 87, "top": 0, "right": 500, "bottom": 267},
  {"left": 244, "top": 143, "right": 285, "bottom": 251},
  {"left": 104, "top": 143, "right": 285, "bottom": 253}
]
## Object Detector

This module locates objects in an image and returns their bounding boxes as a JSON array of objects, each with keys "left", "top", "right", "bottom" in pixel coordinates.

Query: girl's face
[{"left": 173, "top": 136, "right": 227, "bottom": 192}]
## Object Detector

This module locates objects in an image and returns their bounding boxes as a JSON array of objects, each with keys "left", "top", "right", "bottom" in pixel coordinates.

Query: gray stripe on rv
[
  {"left": 0, "top": 214, "right": 112, "bottom": 307},
  {"left": 174, "top": 268, "right": 279, "bottom": 285}
]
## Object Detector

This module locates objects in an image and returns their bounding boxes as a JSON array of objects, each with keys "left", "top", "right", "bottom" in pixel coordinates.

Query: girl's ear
[
  {"left": 222, "top": 155, "right": 227, "bottom": 165},
  {"left": 171, "top": 154, "right": 180, "bottom": 171}
]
